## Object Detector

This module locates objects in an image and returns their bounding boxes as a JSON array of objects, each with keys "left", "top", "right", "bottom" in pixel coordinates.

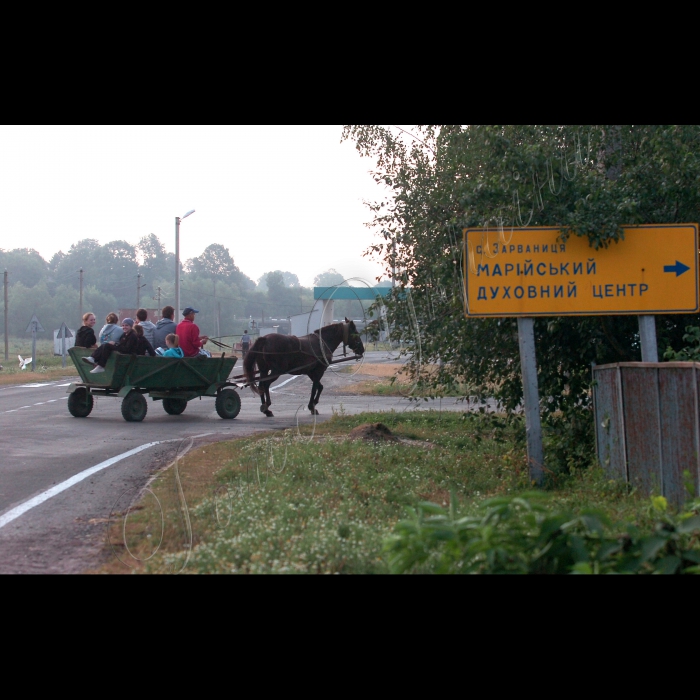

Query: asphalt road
[{"left": 0, "top": 351, "right": 476, "bottom": 574}]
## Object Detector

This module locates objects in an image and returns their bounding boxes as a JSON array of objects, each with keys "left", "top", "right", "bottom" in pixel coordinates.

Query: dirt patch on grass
[{"left": 348, "top": 422, "right": 399, "bottom": 442}]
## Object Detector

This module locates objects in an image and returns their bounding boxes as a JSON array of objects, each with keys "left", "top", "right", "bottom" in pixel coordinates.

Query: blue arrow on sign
[{"left": 663, "top": 260, "right": 690, "bottom": 277}]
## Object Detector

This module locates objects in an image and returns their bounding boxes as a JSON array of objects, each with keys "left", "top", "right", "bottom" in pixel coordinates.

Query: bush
[
  {"left": 664, "top": 326, "right": 700, "bottom": 362},
  {"left": 384, "top": 493, "right": 700, "bottom": 574}
]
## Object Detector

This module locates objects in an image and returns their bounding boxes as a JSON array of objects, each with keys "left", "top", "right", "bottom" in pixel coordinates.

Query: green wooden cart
[{"left": 66, "top": 347, "right": 241, "bottom": 422}]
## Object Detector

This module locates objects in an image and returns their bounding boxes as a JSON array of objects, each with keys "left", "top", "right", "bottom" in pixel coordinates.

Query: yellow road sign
[{"left": 464, "top": 224, "right": 699, "bottom": 317}]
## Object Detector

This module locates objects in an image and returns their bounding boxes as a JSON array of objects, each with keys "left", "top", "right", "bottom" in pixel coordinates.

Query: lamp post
[{"left": 175, "top": 209, "right": 195, "bottom": 319}]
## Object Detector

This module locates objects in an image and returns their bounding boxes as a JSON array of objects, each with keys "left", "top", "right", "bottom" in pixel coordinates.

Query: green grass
[
  {"left": 0, "top": 337, "right": 77, "bottom": 379},
  {"left": 97, "top": 410, "right": 678, "bottom": 575}
]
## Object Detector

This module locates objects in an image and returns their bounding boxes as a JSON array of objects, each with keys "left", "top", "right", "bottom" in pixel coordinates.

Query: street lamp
[{"left": 175, "top": 209, "right": 195, "bottom": 319}]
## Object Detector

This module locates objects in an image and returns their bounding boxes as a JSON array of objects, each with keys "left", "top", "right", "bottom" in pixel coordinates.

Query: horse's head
[{"left": 344, "top": 317, "right": 365, "bottom": 357}]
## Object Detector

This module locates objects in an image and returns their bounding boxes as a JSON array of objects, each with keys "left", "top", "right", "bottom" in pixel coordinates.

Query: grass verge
[
  {"left": 91, "top": 410, "right": 682, "bottom": 575},
  {"left": 0, "top": 344, "right": 78, "bottom": 385}
]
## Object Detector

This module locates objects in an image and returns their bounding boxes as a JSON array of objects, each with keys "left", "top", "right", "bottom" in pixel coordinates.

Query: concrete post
[
  {"left": 638, "top": 315, "right": 659, "bottom": 362},
  {"left": 517, "top": 317, "right": 545, "bottom": 485}
]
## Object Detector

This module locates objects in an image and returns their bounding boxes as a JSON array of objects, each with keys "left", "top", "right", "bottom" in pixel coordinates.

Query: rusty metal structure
[{"left": 593, "top": 362, "right": 700, "bottom": 506}]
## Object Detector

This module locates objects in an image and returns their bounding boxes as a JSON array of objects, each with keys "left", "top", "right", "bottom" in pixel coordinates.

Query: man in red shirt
[{"left": 176, "top": 307, "right": 209, "bottom": 357}]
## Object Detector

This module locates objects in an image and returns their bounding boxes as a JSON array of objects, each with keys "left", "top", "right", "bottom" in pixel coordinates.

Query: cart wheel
[
  {"left": 68, "top": 388, "right": 94, "bottom": 418},
  {"left": 163, "top": 398, "right": 187, "bottom": 415},
  {"left": 215, "top": 388, "right": 241, "bottom": 419},
  {"left": 121, "top": 391, "right": 148, "bottom": 422}
]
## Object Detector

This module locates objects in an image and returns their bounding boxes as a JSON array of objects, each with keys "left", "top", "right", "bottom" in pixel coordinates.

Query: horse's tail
[{"left": 243, "top": 337, "right": 264, "bottom": 396}]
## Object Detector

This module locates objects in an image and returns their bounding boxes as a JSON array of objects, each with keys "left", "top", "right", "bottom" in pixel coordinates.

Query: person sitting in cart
[
  {"left": 98, "top": 312, "right": 123, "bottom": 344},
  {"left": 161, "top": 333, "right": 184, "bottom": 358},
  {"left": 153, "top": 305, "right": 177, "bottom": 350},
  {"left": 135, "top": 308, "right": 157, "bottom": 347},
  {"left": 75, "top": 312, "right": 98, "bottom": 349},
  {"left": 176, "top": 307, "right": 209, "bottom": 357},
  {"left": 82, "top": 317, "right": 156, "bottom": 373}
]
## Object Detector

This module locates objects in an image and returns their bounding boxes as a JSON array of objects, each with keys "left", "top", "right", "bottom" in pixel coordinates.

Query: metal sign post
[
  {"left": 25, "top": 314, "right": 45, "bottom": 372},
  {"left": 638, "top": 315, "right": 659, "bottom": 362},
  {"left": 517, "top": 317, "right": 544, "bottom": 485}
]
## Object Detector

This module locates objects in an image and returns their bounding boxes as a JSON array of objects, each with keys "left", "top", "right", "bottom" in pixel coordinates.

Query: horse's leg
[
  {"left": 306, "top": 368, "right": 326, "bottom": 415},
  {"left": 259, "top": 382, "right": 268, "bottom": 414},
  {"left": 308, "top": 381, "right": 318, "bottom": 415},
  {"left": 313, "top": 381, "right": 324, "bottom": 413},
  {"left": 257, "top": 369, "right": 273, "bottom": 417},
  {"left": 306, "top": 378, "right": 323, "bottom": 414},
  {"left": 258, "top": 369, "right": 272, "bottom": 416},
  {"left": 263, "top": 379, "right": 273, "bottom": 417}
]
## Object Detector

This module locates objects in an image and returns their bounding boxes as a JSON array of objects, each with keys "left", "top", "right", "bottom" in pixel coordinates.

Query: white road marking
[
  {"left": 0, "top": 441, "right": 162, "bottom": 530},
  {"left": 33, "top": 402, "right": 46, "bottom": 406},
  {"left": 47, "top": 400, "right": 57, "bottom": 403},
  {"left": 0, "top": 432, "right": 223, "bottom": 530},
  {"left": 19, "top": 406, "right": 31, "bottom": 409},
  {"left": 5, "top": 410, "right": 17, "bottom": 413},
  {"left": 271, "top": 375, "right": 299, "bottom": 391},
  {"left": 0, "top": 379, "right": 76, "bottom": 393}
]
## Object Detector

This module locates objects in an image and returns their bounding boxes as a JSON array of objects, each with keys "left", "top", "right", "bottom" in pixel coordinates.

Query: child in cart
[{"left": 161, "top": 333, "right": 184, "bottom": 358}]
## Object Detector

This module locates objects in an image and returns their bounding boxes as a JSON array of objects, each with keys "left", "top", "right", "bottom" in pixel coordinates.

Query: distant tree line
[{"left": 0, "top": 236, "right": 383, "bottom": 340}]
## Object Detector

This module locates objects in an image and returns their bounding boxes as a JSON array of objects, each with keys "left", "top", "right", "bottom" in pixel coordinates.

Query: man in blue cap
[{"left": 176, "top": 307, "right": 209, "bottom": 357}]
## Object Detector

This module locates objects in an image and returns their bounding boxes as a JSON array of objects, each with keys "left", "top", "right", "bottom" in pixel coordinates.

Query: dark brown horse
[{"left": 243, "top": 318, "right": 365, "bottom": 417}]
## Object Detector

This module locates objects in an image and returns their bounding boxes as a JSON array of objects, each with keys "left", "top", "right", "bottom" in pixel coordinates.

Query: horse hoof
[{"left": 265, "top": 411, "right": 274, "bottom": 417}]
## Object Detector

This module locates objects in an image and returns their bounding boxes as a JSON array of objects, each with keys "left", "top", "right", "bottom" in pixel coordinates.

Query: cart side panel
[
  {"left": 124, "top": 355, "right": 237, "bottom": 389},
  {"left": 69, "top": 347, "right": 126, "bottom": 388},
  {"left": 69, "top": 348, "right": 237, "bottom": 391}
]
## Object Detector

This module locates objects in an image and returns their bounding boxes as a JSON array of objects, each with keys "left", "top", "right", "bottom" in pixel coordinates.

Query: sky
[{"left": 0, "top": 125, "right": 389, "bottom": 288}]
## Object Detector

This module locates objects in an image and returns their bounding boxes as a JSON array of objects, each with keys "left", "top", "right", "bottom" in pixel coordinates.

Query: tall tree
[
  {"left": 0, "top": 248, "right": 48, "bottom": 288},
  {"left": 263, "top": 271, "right": 304, "bottom": 316},
  {"left": 257, "top": 270, "right": 300, "bottom": 292},
  {"left": 313, "top": 269, "right": 344, "bottom": 288},
  {"left": 187, "top": 244, "right": 238, "bottom": 279},
  {"left": 187, "top": 243, "right": 254, "bottom": 290}
]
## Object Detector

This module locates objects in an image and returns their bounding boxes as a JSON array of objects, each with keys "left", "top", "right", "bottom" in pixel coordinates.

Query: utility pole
[
  {"left": 156, "top": 286, "right": 162, "bottom": 316},
  {"left": 217, "top": 301, "right": 221, "bottom": 338},
  {"left": 175, "top": 216, "right": 180, "bottom": 318},
  {"left": 175, "top": 209, "right": 195, "bottom": 318},
  {"left": 3, "top": 270, "right": 8, "bottom": 361},
  {"left": 79, "top": 268, "right": 83, "bottom": 322},
  {"left": 137, "top": 273, "right": 141, "bottom": 309}
]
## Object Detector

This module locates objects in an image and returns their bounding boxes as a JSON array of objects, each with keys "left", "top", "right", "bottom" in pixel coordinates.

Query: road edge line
[{"left": 0, "top": 441, "right": 162, "bottom": 530}]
